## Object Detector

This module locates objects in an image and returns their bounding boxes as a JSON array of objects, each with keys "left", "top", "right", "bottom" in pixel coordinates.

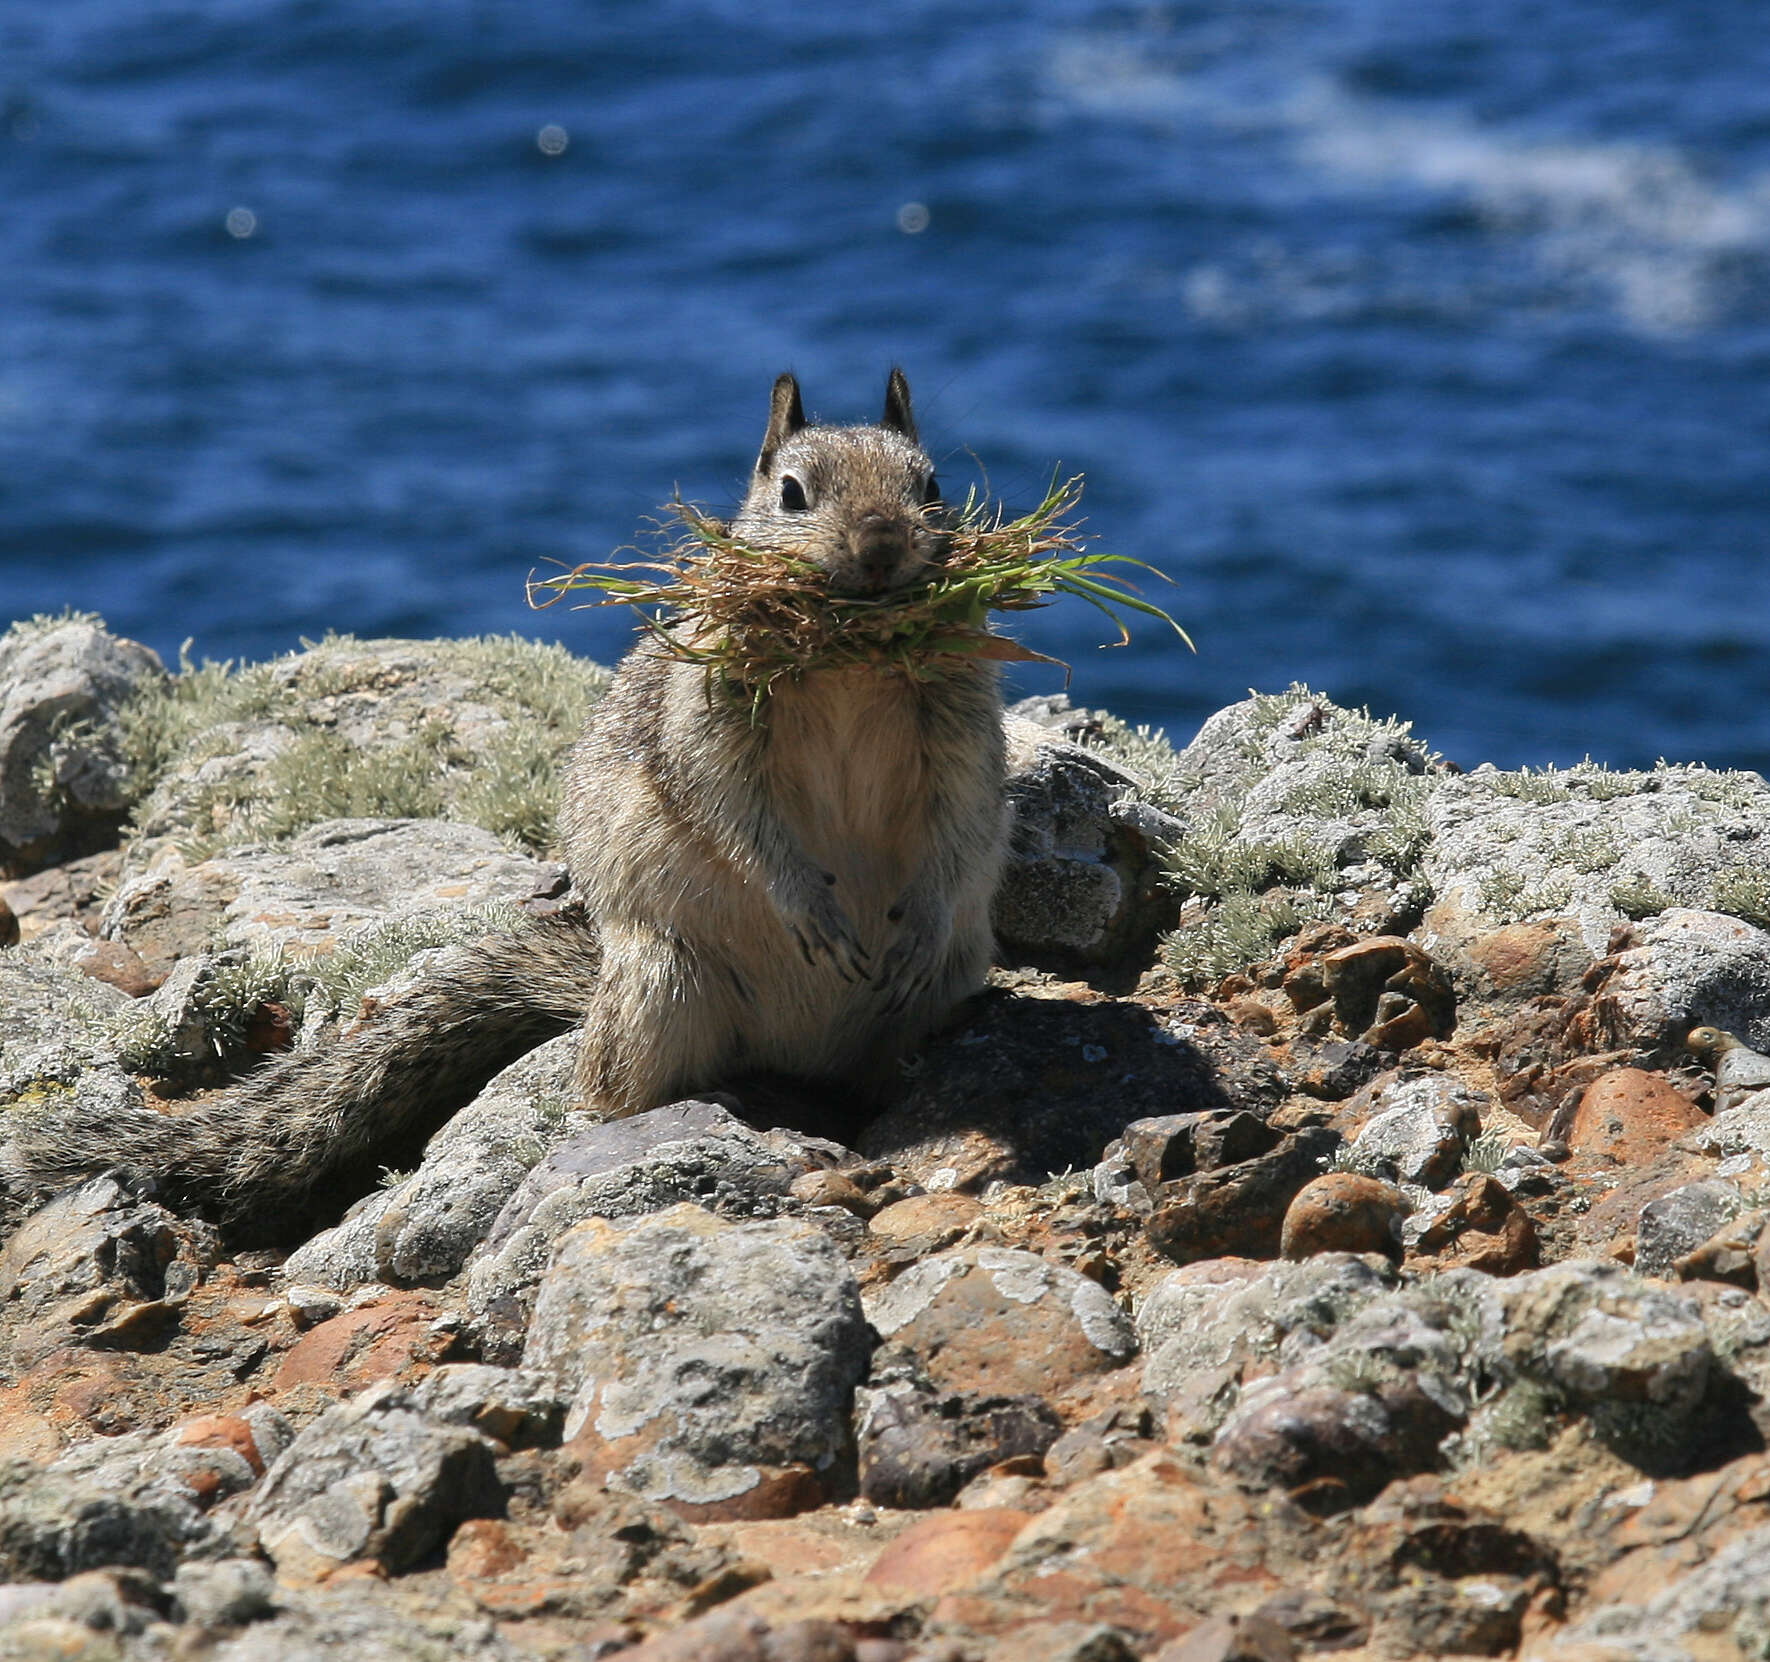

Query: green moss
[
  {"left": 1611, "top": 873, "right": 1676, "bottom": 920},
  {"left": 1715, "top": 865, "right": 1770, "bottom": 932},
  {"left": 2, "top": 608, "right": 108, "bottom": 643},
  {"left": 1160, "top": 888, "right": 1333, "bottom": 989},
  {"left": 1083, "top": 715, "right": 1188, "bottom": 815},
  {"left": 117, "top": 633, "right": 612, "bottom": 857}
]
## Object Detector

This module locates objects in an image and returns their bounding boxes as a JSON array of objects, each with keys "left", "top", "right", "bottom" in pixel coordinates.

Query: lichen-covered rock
[
  {"left": 463, "top": 1099, "right": 820, "bottom": 1361},
  {"left": 0, "top": 615, "right": 166, "bottom": 874},
  {"left": 1422, "top": 766, "right": 1770, "bottom": 952},
  {"left": 1347, "top": 1071, "right": 1486, "bottom": 1188},
  {"left": 244, "top": 1381, "right": 505, "bottom": 1579},
  {"left": 1500, "top": 1260, "right": 1712, "bottom": 1420},
  {"left": 864, "top": 1245, "right": 1135, "bottom": 1400},
  {"left": 1137, "top": 1254, "right": 1397, "bottom": 1406},
  {"left": 101, "top": 815, "right": 560, "bottom": 976},
  {"left": 1595, "top": 909, "right": 1770, "bottom": 1055},
  {"left": 1635, "top": 1180, "right": 1747, "bottom": 1281},
  {"left": 0, "top": 1456, "right": 221, "bottom": 1581},
  {"left": 994, "top": 721, "right": 1184, "bottom": 974},
  {"left": 283, "top": 1031, "right": 585, "bottom": 1292},
  {"left": 522, "top": 1204, "right": 871, "bottom": 1519}
]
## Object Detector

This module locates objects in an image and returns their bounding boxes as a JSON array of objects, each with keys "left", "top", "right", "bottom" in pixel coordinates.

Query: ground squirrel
[{"left": 14, "top": 371, "right": 1008, "bottom": 1237}]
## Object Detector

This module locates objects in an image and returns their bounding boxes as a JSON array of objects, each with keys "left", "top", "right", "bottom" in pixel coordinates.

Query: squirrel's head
[{"left": 732, "top": 369, "right": 945, "bottom": 598}]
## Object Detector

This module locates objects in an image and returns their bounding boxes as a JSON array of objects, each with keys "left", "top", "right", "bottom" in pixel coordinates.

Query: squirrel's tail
[{"left": 9, "top": 912, "right": 598, "bottom": 1241}]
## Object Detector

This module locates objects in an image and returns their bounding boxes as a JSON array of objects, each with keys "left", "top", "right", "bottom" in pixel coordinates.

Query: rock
[
  {"left": 1541, "top": 1522, "right": 1770, "bottom": 1661},
  {"left": 169, "top": 1557, "right": 278, "bottom": 1629},
  {"left": 866, "top": 1192, "right": 986, "bottom": 1258},
  {"left": 1404, "top": 1172, "right": 1540, "bottom": 1275},
  {"left": 1500, "top": 1261, "right": 1712, "bottom": 1426},
  {"left": 1597, "top": 909, "right": 1770, "bottom": 1055},
  {"left": 269, "top": 1287, "right": 457, "bottom": 1396},
  {"left": 101, "top": 815, "right": 559, "bottom": 977},
  {"left": 244, "top": 1381, "right": 506, "bottom": 1579},
  {"left": 861, "top": 994, "right": 1288, "bottom": 1195},
  {"left": 1344, "top": 1072, "right": 1485, "bottom": 1188},
  {"left": 1319, "top": 937, "right": 1456, "bottom": 1050},
  {"left": 1280, "top": 1174, "right": 1406, "bottom": 1261},
  {"left": 1674, "top": 1208, "right": 1767, "bottom": 1289},
  {"left": 1144, "top": 1129, "right": 1337, "bottom": 1264},
  {"left": 1422, "top": 767, "right": 1770, "bottom": 952},
  {"left": 863, "top": 1509, "right": 1034, "bottom": 1600},
  {"left": 0, "top": 1175, "right": 212, "bottom": 1363},
  {"left": 1118, "top": 1111, "right": 1279, "bottom": 1190},
  {"left": 1137, "top": 1254, "right": 1397, "bottom": 1408},
  {"left": 1689, "top": 1087, "right": 1770, "bottom": 1161},
  {"left": 1044, "top": 1403, "right": 1161, "bottom": 1487},
  {"left": 855, "top": 1348, "right": 1062, "bottom": 1509},
  {"left": 1154, "top": 1613, "right": 1296, "bottom": 1662},
  {"left": 1685, "top": 1024, "right": 1770, "bottom": 1108},
  {"left": 522, "top": 1204, "right": 871, "bottom": 1520},
  {"left": 0, "top": 1456, "right": 217, "bottom": 1581},
  {"left": 864, "top": 1246, "right": 1135, "bottom": 1400},
  {"left": 404, "top": 1364, "right": 566, "bottom": 1449},
  {"left": 0, "top": 956, "right": 130, "bottom": 1098},
  {"left": 1635, "top": 1180, "right": 1746, "bottom": 1281},
  {"left": 1565, "top": 1068, "right": 1709, "bottom": 1165},
  {"left": 283, "top": 1031, "right": 585, "bottom": 1292},
  {"left": 463, "top": 1099, "right": 816, "bottom": 1362},
  {"left": 0, "top": 615, "right": 166, "bottom": 874},
  {"left": 120, "top": 633, "right": 610, "bottom": 867},
  {"left": 994, "top": 726, "right": 1183, "bottom": 975}
]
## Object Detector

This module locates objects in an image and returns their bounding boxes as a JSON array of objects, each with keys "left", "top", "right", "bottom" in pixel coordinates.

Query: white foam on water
[{"left": 1046, "top": 33, "right": 1770, "bottom": 335}]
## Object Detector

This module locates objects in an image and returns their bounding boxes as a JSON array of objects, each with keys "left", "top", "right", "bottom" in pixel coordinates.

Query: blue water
[{"left": 4, "top": 2, "right": 1769, "bottom": 772}]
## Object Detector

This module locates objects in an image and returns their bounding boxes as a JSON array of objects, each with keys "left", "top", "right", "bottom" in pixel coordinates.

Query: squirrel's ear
[
  {"left": 758, "top": 373, "right": 806, "bottom": 474},
  {"left": 881, "top": 367, "right": 918, "bottom": 444}
]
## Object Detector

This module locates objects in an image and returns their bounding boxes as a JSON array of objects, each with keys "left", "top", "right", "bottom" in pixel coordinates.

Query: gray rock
[
  {"left": 0, "top": 956, "right": 130, "bottom": 1098},
  {"left": 1350, "top": 1073, "right": 1488, "bottom": 1189},
  {"left": 202, "top": 1585, "right": 528, "bottom": 1659},
  {"left": 1541, "top": 1522, "right": 1770, "bottom": 1661},
  {"left": 45, "top": 1403, "right": 293, "bottom": 1519},
  {"left": 171, "top": 1557, "right": 279, "bottom": 1629},
  {"left": 1690, "top": 1087, "right": 1770, "bottom": 1158},
  {"left": 1599, "top": 909, "right": 1770, "bottom": 1054},
  {"left": 0, "top": 1456, "right": 218, "bottom": 1581},
  {"left": 1635, "top": 1180, "right": 1746, "bottom": 1281},
  {"left": 403, "top": 1364, "right": 566, "bottom": 1449},
  {"left": 102, "top": 816, "right": 558, "bottom": 972},
  {"left": 1137, "top": 1254, "right": 1398, "bottom": 1405},
  {"left": 522, "top": 1203, "right": 871, "bottom": 1510},
  {"left": 464, "top": 1099, "right": 813, "bottom": 1361},
  {"left": 1501, "top": 1260, "right": 1712, "bottom": 1416},
  {"left": 994, "top": 721, "right": 1182, "bottom": 971},
  {"left": 282, "top": 1031, "right": 585, "bottom": 1292},
  {"left": 1423, "top": 768, "right": 1770, "bottom": 952},
  {"left": 0, "top": 1176, "right": 213, "bottom": 1360},
  {"left": 0, "top": 615, "right": 166, "bottom": 872},
  {"left": 244, "top": 1381, "right": 505, "bottom": 1576}
]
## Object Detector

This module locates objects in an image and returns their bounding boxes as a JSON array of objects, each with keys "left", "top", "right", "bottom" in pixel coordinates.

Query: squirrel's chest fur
[{"left": 761, "top": 668, "right": 928, "bottom": 901}]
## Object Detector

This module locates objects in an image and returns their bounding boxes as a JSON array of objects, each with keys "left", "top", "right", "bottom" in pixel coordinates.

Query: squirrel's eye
[
  {"left": 780, "top": 476, "right": 808, "bottom": 512},
  {"left": 922, "top": 474, "right": 941, "bottom": 505}
]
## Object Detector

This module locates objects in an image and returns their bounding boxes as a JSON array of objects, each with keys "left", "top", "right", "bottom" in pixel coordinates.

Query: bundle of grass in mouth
[{"left": 527, "top": 474, "right": 1191, "bottom": 695}]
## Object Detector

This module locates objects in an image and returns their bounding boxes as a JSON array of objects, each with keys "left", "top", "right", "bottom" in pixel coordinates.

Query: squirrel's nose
[{"left": 849, "top": 511, "right": 915, "bottom": 589}]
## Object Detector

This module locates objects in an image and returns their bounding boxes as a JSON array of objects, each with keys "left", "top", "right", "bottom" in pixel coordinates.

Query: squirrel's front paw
[
  {"left": 876, "top": 888, "right": 953, "bottom": 1014},
  {"left": 777, "top": 873, "right": 871, "bottom": 982}
]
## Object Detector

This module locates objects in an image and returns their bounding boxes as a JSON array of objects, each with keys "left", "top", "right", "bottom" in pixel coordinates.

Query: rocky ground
[{"left": 2, "top": 613, "right": 1770, "bottom": 1660}]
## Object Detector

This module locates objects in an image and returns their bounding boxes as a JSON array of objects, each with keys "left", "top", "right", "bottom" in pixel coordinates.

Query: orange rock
[
  {"left": 173, "top": 1413, "right": 268, "bottom": 1474},
  {"left": 867, "top": 1193, "right": 984, "bottom": 1252},
  {"left": 1567, "top": 1069, "right": 1708, "bottom": 1166},
  {"left": 862, "top": 1508, "right": 1033, "bottom": 1598},
  {"left": 269, "top": 1290, "right": 450, "bottom": 1395},
  {"left": 447, "top": 1517, "right": 527, "bottom": 1580},
  {"left": 1279, "top": 1174, "right": 1406, "bottom": 1261},
  {"left": 1408, "top": 1173, "right": 1539, "bottom": 1275}
]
